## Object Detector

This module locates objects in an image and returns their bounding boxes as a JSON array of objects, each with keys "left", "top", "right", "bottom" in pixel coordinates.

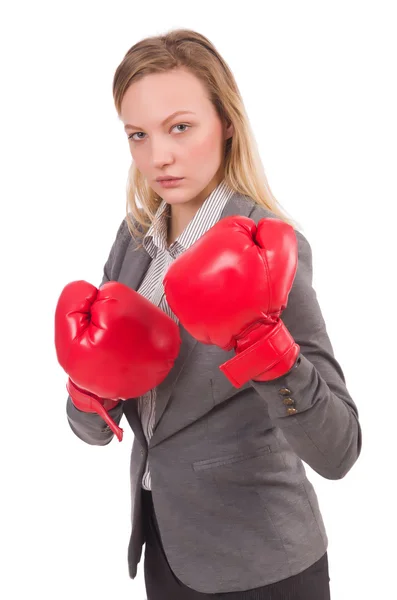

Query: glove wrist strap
[
  {"left": 219, "top": 320, "right": 300, "bottom": 388},
  {"left": 67, "top": 378, "right": 123, "bottom": 442}
]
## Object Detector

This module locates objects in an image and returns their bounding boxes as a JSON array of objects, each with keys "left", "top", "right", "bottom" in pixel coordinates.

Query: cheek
[
  {"left": 129, "top": 148, "right": 147, "bottom": 171},
  {"left": 189, "top": 130, "right": 224, "bottom": 161}
]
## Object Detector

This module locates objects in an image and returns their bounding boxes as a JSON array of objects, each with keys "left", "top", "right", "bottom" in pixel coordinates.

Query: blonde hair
[{"left": 112, "top": 28, "right": 301, "bottom": 246}]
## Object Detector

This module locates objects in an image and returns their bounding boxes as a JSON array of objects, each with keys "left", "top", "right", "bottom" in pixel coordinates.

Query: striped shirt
[{"left": 137, "top": 179, "right": 235, "bottom": 490}]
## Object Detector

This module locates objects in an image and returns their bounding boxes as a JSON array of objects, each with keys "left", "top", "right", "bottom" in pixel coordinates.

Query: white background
[{"left": 1, "top": 1, "right": 396, "bottom": 598}]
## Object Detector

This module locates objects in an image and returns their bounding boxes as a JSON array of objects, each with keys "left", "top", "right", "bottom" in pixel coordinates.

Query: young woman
[{"left": 60, "top": 28, "right": 362, "bottom": 599}]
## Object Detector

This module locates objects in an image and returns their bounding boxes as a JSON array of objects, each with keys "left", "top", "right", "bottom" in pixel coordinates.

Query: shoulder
[
  {"left": 239, "top": 198, "right": 310, "bottom": 248},
  {"left": 101, "top": 211, "right": 148, "bottom": 284},
  {"left": 246, "top": 201, "right": 313, "bottom": 272},
  {"left": 227, "top": 193, "right": 295, "bottom": 228},
  {"left": 104, "top": 212, "right": 145, "bottom": 271},
  {"left": 247, "top": 202, "right": 280, "bottom": 223},
  {"left": 113, "top": 211, "right": 147, "bottom": 247}
]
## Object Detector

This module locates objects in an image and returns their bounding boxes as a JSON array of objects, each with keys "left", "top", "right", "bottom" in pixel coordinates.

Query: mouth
[{"left": 156, "top": 177, "right": 183, "bottom": 182}]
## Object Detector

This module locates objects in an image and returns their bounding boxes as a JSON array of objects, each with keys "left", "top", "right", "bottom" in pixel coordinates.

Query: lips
[{"left": 156, "top": 177, "right": 183, "bottom": 181}]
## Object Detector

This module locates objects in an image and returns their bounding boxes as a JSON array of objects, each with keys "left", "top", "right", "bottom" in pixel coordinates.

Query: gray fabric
[{"left": 65, "top": 191, "right": 361, "bottom": 594}]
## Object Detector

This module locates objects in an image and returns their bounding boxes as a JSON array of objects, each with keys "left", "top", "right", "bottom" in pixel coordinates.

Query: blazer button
[
  {"left": 283, "top": 397, "right": 295, "bottom": 406},
  {"left": 286, "top": 407, "right": 298, "bottom": 416},
  {"left": 279, "top": 388, "right": 292, "bottom": 396}
]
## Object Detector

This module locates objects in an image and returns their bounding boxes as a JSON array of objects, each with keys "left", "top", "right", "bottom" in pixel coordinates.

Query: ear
[{"left": 224, "top": 120, "right": 234, "bottom": 140}]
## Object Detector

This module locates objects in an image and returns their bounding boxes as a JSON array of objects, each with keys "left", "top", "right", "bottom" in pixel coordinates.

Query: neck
[
  {"left": 166, "top": 174, "right": 224, "bottom": 245},
  {"left": 167, "top": 204, "right": 197, "bottom": 245}
]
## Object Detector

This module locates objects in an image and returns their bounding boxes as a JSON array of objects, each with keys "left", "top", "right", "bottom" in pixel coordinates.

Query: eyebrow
[{"left": 124, "top": 110, "right": 196, "bottom": 131}]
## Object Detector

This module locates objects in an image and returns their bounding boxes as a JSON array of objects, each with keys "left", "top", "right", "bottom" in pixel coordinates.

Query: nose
[{"left": 150, "top": 136, "right": 174, "bottom": 168}]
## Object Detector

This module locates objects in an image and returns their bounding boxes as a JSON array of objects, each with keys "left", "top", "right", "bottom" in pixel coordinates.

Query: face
[{"left": 120, "top": 68, "right": 233, "bottom": 209}]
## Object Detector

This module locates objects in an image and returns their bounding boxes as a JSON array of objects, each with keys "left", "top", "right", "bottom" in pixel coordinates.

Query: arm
[
  {"left": 250, "top": 228, "right": 362, "bottom": 480},
  {"left": 66, "top": 395, "right": 124, "bottom": 446}
]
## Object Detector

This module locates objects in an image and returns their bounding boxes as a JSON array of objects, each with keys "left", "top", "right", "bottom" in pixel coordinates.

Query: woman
[{"left": 63, "top": 28, "right": 362, "bottom": 599}]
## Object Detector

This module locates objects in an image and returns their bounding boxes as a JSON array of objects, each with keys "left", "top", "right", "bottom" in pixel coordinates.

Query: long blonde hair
[{"left": 112, "top": 28, "right": 301, "bottom": 246}]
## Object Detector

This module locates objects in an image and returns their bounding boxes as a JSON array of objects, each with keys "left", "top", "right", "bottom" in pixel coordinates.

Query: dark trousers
[{"left": 141, "top": 488, "right": 331, "bottom": 600}]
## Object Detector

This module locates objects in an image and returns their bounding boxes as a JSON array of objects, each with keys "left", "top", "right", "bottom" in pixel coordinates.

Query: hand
[{"left": 163, "top": 215, "right": 300, "bottom": 387}]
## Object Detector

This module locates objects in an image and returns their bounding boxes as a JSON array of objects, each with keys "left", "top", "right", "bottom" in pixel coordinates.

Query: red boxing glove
[
  {"left": 55, "top": 280, "right": 181, "bottom": 440},
  {"left": 163, "top": 215, "right": 300, "bottom": 388}
]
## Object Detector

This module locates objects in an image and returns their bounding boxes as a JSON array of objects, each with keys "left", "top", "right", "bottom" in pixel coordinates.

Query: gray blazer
[{"left": 66, "top": 191, "right": 362, "bottom": 594}]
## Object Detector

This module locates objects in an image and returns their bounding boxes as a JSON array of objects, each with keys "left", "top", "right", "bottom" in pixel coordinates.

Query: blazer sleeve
[
  {"left": 249, "top": 214, "right": 362, "bottom": 480},
  {"left": 65, "top": 216, "right": 131, "bottom": 446}
]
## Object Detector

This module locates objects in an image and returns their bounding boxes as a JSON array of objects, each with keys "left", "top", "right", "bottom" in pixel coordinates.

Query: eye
[
  {"left": 128, "top": 131, "right": 145, "bottom": 141},
  {"left": 127, "top": 123, "right": 191, "bottom": 142}
]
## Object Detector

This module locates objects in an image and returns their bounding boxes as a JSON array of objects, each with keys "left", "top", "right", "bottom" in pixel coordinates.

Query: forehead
[{"left": 120, "top": 69, "right": 211, "bottom": 124}]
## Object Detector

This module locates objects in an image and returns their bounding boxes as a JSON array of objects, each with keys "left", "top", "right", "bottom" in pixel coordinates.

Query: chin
[{"left": 163, "top": 196, "right": 193, "bottom": 205}]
